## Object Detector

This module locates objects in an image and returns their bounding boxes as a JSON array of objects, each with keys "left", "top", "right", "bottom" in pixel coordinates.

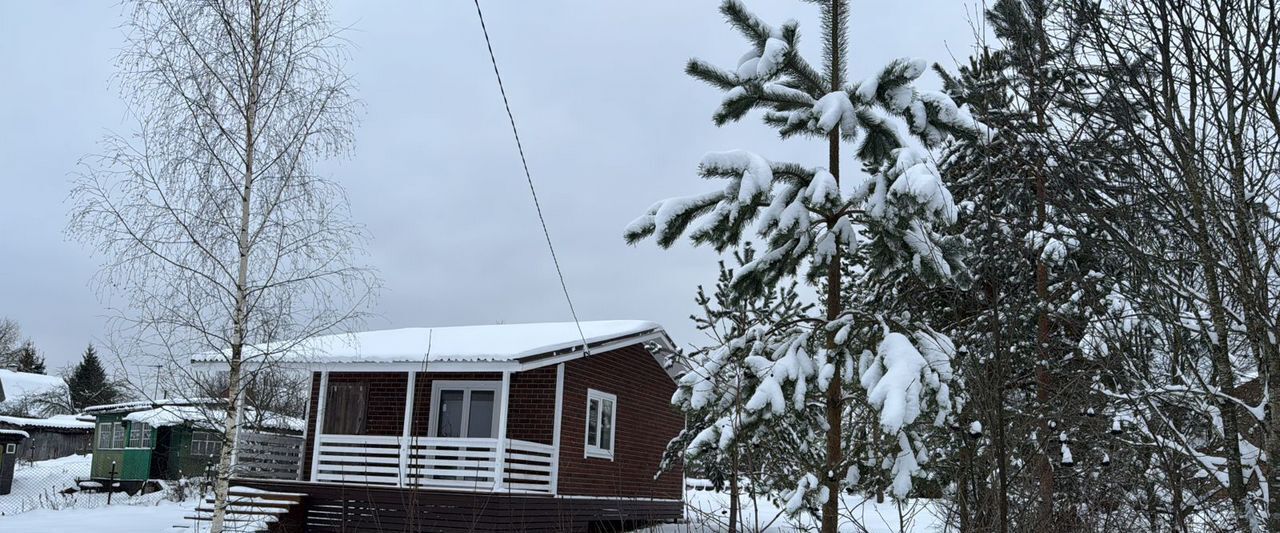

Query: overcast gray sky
[{"left": 0, "top": 1, "right": 983, "bottom": 373}]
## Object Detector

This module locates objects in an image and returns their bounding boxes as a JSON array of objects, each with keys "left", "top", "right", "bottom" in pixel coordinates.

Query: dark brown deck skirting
[{"left": 234, "top": 478, "right": 682, "bottom": 533}]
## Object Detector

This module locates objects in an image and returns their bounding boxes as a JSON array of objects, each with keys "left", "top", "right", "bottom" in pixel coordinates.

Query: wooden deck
[{"left": 233, "top": 478, "right": 682, "bottom": 532}]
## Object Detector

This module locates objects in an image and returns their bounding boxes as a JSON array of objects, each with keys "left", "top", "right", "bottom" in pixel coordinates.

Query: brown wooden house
[{"left": 190, "top": 320, "right": 685, "bottom": 532}]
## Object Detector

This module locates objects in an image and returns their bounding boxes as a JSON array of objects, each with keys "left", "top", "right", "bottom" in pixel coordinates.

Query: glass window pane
[
  {"left": 97, "top": 424, "right": 111, "bottom": 449},
  {"left": 436, "top": 390, "right": 464, "bottom": 437},
  {"left": 600, "top": 400, "right": 614, "bottom": 451},
  {"left": 112, "top": 423, "right": 125, "bottom": 449},
  {"left": 466, "top": 391, "right": 496, "bottom": 438},
  {"left": 587, "top": 399, "right": 599, "bottom": 446}
]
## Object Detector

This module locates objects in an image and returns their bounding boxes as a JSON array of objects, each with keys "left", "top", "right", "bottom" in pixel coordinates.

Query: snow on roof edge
[
  {"left": 189, "top": 320, "right": 668, "bottom": 366},
  {"left": 0, "top": 414, "right": 95, "bottom": 431}
]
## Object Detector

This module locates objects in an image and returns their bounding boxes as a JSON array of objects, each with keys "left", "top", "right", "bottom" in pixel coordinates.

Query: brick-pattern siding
[
  {"left": 555, "top": 345, "right": 684, "bottom": 499},
  {"left": 507, "top": 365, "right": 557, "bottom": 445}
]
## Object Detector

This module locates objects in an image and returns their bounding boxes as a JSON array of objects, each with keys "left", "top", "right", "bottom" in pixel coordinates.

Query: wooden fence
[{"left": 233, "top": 430, "right": 304, "bottom": 480}]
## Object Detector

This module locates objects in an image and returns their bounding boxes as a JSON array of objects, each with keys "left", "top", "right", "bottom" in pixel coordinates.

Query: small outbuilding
[
  {"left": 0, "top": 414, "right": 94, "bottom": 462},
  {"left": 0, "top": 428, "right": 28, "bottom": 495},
  {"left": 85, "top": 399, "right": 304, "bottom": 492}
]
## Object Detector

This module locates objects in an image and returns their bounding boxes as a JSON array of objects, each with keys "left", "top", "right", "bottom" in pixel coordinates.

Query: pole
[{"left": 107, "top": 461, "right": 116, "bottom": 505}]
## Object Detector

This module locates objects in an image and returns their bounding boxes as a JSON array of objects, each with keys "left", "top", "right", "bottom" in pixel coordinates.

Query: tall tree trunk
[
  {"left": 729, "top": 448, "right": 740, "bottom": 533},
  {"left": 1184, "top": 167, "right": 1252, "bottom": 530},
  {"left": 988, "top": 281, "right": 1010, "bottom": 533},
  {"left": 820, "top": 3, "right": 845, "bottom": 531},
  {"left": 1032, "top": 76, "right": 1056, "bottom": 533},
  {"left": 212, "top": 3, "right": 264, "bottom": 532}
]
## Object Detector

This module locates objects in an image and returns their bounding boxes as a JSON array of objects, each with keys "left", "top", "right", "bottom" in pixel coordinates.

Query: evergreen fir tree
[
  {"left": 626, "top": 0, "right": 985, "bottom": 527},
  {"left": 13, "top": 341, "right": 46, "bottom": 374},
  {"left": 908, "top": 1, "right": 1145, "bottom": 529},
  {"left": 68, "top": 344, "right": 118, "bottom": 409}
]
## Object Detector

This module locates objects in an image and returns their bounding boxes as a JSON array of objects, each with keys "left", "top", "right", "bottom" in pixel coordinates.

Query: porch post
[
  {"left": 398, "top": 371, "right": 417, "bottom": 487},
  {"left": 296, "top": 371, "right": 314, "bottom": 480},
  {"left": 309, "top": 370, "right": 329, "bottom": 482},
  {"left": 550, "top": 362, "right": 565, "bottom": 495},
  {"left": 492, "top": 371, "right": 511, "bottom": 491}
]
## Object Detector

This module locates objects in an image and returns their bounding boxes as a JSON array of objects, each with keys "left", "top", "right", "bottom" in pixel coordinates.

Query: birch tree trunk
[{"left": 69, "top": 2, "right": 376, "bottom": 532}]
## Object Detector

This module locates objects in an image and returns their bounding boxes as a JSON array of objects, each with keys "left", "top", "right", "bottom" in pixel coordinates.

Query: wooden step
[
  {"left": 203, "top": 497, "right": 296, "bottom": 508},
  {"left": 226, "top": 488, "right": 304, "bottom": 503},
  {"left": 195, "top": 505, "right": 289, "bottom": 516},
  {"left": 182, "top": 515, "right": 273, "bottom": 523}
]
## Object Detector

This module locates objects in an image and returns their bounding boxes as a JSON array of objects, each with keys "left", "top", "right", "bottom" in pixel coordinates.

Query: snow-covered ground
[
  {"left": 654, "top": 489, "right": 943, "bottom": 532},
  {"left": 0, "top": 453, "right": 196, "bottom": 532},
  {"left": 2, "top": 456, "right": 939, "bottom": 532},
  {"left": 1, "top": 502, "right": 194, "bottom": 533}
]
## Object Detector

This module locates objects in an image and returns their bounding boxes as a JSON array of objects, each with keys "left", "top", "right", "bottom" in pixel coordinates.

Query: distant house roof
[
  {"left": 85, "top": 398, "right": 302, "bottom": 433},
  {"left": 0, "top": 414, "right": 94, "bottom": 432},
  {"left": 123, "top": 404, "right": 303, "bottom": 433},
  {"left": 0, "top": 369, "right": 67, "bottom": 406},
  {"left": 188, "top": 320, "right": 674, "bottom": 371}
]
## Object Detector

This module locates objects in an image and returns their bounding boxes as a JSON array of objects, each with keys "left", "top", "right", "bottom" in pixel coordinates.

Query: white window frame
[
  {"left": 97, "top": 423, "right": 113, "bottom": 449},
  {"left": 190, "top": 430, "right": 222, "bottom": 456},
  {"left": 5, "top": 443, "right": 14, "bottom": 454},
  {"left": 109, "top": 422, "right": 126, "bottom": 449},
  {"left": 426, "top": 380, "right": 503, "bottom": 439},
  {"left": 584, "top": 389, "right": 617, "bottom": 460},
  {"left": 126, "top": 422, "right": 152, "bottom": 449}
]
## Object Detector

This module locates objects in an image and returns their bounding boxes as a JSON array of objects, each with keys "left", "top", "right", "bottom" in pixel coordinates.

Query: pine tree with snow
[
  {"left": 665, "top": 244, "right": 811, "bottom": 532},
  {"left": 625, "top": 1, "right": 985, "bottom": 528},
  {"left": 13, "top": 341, "right": 46, "bottom": 374},
  {"left": 68, "top": 344, "right": 119, "bottom": 409},
  {"left": 907, "top": 1, "right": 1156, "bottom": 529}
]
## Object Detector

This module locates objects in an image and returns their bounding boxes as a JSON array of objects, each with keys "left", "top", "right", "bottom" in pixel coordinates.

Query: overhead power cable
[{"left": 471, "top": 0, "right": 590, "bottom": 355}]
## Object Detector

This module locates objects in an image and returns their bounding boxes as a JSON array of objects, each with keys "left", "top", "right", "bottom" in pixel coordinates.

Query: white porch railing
[{"left": 312, "top": 434, "right": 556, "bottom": 494}]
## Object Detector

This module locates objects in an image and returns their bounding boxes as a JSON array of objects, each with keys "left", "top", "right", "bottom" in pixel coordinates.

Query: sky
[{"left": 0, "top": 1, "right": 985, "bottom": 375}]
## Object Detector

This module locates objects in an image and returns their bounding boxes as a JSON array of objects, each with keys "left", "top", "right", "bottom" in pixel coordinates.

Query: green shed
[{"left": 84, "top": 399, "right": 302, "bottom": 492}]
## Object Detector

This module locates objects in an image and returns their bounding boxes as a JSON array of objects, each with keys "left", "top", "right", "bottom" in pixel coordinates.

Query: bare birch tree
[
  {"left": 68, "top": 1, "right": 376, "bottom": 531},
  {"left": 1065, "top": 0, "right": 1280, "bottom": 529}
]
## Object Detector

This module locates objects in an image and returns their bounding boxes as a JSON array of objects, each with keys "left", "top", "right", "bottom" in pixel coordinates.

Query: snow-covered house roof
[
  {"left": 0, "top": 414, "right": 94, "bottom": 432},
  {"left": 188, "top": 320, "right": 675, "bottom": 373},
  {"left": 0, "top": 428, "right": 29, "bottom": 439},
  {"left": 86, "top": 398, "right": 302, "bottom": 434},
  {"left": 124, "top": 405, "right": 303, "bottom": 433},
  {"left": 0, "top": 369, "right": 66, "bottom": 405}
]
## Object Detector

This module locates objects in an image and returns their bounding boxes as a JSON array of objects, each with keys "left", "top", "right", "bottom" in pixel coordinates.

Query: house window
[
  {"left": 584, "top": 389, "right": 616, "bottom": 460},
  {"left": 323, "top": 382, "right": 368, "bottom": 434},
  {"left": 110, "top": 422, "right": 126, "bottom": 449},
  {"left": 4, "top": 444, "right": 14, "bottom": 454},
  {"left": 97, "top": 423, "right": 112, "bottom": 449},
  {"left": 428, "top": 381, "right": 501, "bottom": 438},
  {"left": 127, "top": 422, "right": 152, "bottom": 449},
  {"left": 191, "top": 431, "right": 222, "bottom": 456}
]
